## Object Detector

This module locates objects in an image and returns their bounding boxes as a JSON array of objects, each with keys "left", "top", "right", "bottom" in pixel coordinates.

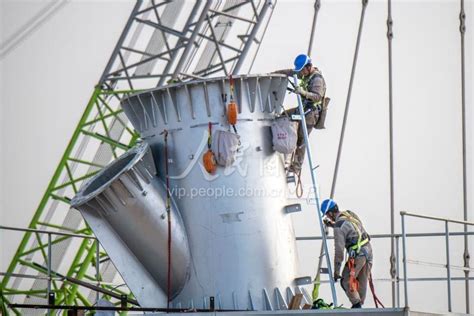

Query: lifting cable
[
  {"left": 164, "top": 130, "right": 172, "bottom": 309},
  {"left": 386, "top": 0, "right": 397, "bottom": 308},
  {"left": 307, "top": 0, "right": 321, "bottom": 55},
  {"left": 329, "top": 0, "right": 369, "bottom": 198}
]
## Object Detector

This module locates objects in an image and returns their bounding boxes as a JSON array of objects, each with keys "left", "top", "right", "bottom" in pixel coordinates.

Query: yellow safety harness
[
  {"left": 299, "top": 72, "right": 324, "bottom": 109},
  {"left": 339, "top": 211, "right": 369, "bottom": 254}
]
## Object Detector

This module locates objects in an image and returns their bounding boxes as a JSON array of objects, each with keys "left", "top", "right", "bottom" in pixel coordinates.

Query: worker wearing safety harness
[
  {"left": 321, "top": 199, "right": 373, "bottom": 309},
  {"left": 273, "top": 54, "right": 328, "bottom": 173}
]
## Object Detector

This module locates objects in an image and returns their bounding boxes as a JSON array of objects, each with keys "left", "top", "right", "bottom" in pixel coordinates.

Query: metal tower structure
[{"left": 1, "top": 0, "right": 276, "bottom": 313}]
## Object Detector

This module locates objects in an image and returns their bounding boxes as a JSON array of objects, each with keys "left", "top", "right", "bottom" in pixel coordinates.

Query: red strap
[{"left": 369, "top": 272, "right": 385, "bottom": 308}]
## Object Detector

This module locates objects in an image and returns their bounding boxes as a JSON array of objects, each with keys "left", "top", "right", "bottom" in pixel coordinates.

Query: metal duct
[
  {"left": 71, "top": 142, "right": 191, "bottom": 307},
  {"left": 121, "top": 74, "right": 306, "bottom": 310}
]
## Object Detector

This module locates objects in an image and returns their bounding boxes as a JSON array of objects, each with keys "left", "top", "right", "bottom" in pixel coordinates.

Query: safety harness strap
[
  {"left": 340, "top": 211, "right": 369, "bottom": 254},
  {"left": 300, "top": 72, "right": 324, "bottom": 109}
]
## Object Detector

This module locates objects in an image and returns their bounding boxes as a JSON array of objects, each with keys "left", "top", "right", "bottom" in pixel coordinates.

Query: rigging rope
[
  {"left": 330, "top": 0, "right": 369, "bottom": 198},
  {"left": 307, "top": 0, "right": 321, "bottom": 55}
]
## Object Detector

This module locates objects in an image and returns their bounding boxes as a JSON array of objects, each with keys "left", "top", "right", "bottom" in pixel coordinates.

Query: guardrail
[
  {"left": 296, "top": 217, "right": 474, "bottom": 312},
  {"left": 400, "top": 211, "right": 474, "bottom": 312},
  {"left": 2, "top": 215, "right": 473, "bottom": 313}
]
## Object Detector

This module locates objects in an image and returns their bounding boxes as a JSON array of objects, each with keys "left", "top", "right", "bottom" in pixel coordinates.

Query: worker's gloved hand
[
  {"left": 333, "top": 272, "right": 342, "bottom": 282},
  {"left": 323, "top": 217, "right": 334, "bottom": 228},
  {"left": 295, "top": 86, "right": 308, "bottom": 97}
]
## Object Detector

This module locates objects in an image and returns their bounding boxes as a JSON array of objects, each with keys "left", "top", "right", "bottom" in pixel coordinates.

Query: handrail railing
[
  {"left": 401, "top": 211, "right": 474, "bottom": 312},
  {"left": 0, "top": 225, "right": 99, "bottom": 314},
  {"left": 400, "top": 211, "right": 474, "bottom": 226},
  {"left": 2, "top": 221, "right": 473, "bottom": 313},
  {"left": 0, "top": 225, "right": 96, "bottom": 239}
]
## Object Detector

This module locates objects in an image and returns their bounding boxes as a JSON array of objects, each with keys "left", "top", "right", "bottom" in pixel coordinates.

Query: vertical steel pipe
[
  {"left": 47, "top": 233, "right": 52, "bottom": 316},
  {"left": 458, "top": 0, "right": 470, "bottom": 313},
  {"left": 47, "top": 233, "right": 52, "bottom": 297},
  {"left": 293, "top": 75, "right": 338, "bottom": 306},
  {"left": 445, "top": 221, "right": 452, "bottom": 312},
  {"left": 401, "top": 213, "right": 408, "bottom": 307},
  {"left": 396, "top": 235, "right": 400, "bottom": 308},
  {"left": 386, "top": 0, "right": 396, "bottom": 307},
  {"left": 96, "top": 239, "right": 100, "bottom": 304}
]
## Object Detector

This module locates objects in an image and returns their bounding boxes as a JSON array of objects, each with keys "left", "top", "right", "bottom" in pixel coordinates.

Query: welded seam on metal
[
  {"left": 387, "top": 0, "right": 396, "bottom": 308},
  {"left": 330, "top": 0, "right": 369, "bottom": 198},
  {"left": 307, "top": 0, "right": 321, "bottom": 56},
  {"left": 459, "top": 0, "right": 470, "bottom": 313}
]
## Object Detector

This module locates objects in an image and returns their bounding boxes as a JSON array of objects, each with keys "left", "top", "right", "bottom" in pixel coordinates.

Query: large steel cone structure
[{"left": 71, "top": 74, "right": 309, "bottom": 310}]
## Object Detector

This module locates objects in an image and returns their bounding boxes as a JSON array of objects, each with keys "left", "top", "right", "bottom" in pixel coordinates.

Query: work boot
[{"left": 351, "top": 302, "right": 362, "bottom": 309}]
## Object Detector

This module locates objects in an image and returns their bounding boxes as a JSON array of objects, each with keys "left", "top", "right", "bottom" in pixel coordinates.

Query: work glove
[
  {"left": 295, "top": 86, "right": 308, "bottom": 97},
  {"left": 333, "top": 272, "right": 342, "bottom": 282},
  {"left": 323, "top": 217, "right": 334, "bottom": 228}
]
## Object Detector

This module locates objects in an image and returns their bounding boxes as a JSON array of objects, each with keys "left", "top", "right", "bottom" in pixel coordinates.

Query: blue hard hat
[
  {"left": 294, "top": 54, "right": 312, "bottom": 72},
  {"left": 321, "top": 199, "right": 338, "bottom": 215}
]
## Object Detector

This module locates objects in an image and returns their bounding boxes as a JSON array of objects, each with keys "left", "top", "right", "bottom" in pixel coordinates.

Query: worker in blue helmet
[
  {"left": 273, "top": 54, "right": 330, "bottom": 174},
  {"left": 321, "top": 199, "right": 373, "bottom": 309}
]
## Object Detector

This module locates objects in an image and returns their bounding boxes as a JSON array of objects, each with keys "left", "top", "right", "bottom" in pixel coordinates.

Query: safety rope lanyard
[
  {"left": 369, "top": 272, "right": 385, "bottom": 308},
  {"left": 289, "top": 151, "right": 304, "bottom": 198},
  {"left": 164, "top": 130, "right": 172, "bottom": 309},
  {"left": 348, "top": 258, "right": 359, "bottom": 293}
]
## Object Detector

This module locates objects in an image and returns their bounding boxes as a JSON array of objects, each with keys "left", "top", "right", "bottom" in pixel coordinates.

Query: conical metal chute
[{"left": 71, "top": 142, "right": 191, "bottom": 307}]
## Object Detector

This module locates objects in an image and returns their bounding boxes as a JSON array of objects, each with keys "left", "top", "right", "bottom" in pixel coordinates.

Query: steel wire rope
[{"left": 329, "top": 0, "right": 369, "bottom": 198}]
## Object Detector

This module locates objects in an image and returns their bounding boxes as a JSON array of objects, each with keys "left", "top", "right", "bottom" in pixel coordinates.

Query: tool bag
[
  {"left": 211, "top": 130, "right": 240, "bottom": 167},
  {"left": 271, "top": 116, "right": 298, "bottom": 154},
  {"left": 315, "top": 97, "right": 330, "bottom": 129}
]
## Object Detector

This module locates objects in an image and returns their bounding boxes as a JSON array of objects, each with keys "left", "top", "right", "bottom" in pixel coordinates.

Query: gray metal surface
[
  {"left": 144, "top": 308, "right": 471, "bottom": 316},
  {"left": 120, "top": 74, "right": 303, "bottom": 310},
  {"left": 71, "top": 142, "right": 191, "bottom": 307}
]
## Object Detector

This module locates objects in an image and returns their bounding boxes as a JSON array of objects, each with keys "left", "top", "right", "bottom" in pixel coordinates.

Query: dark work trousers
[{"left": 286, "top": 107, "right": 320, "bottom": 172}]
